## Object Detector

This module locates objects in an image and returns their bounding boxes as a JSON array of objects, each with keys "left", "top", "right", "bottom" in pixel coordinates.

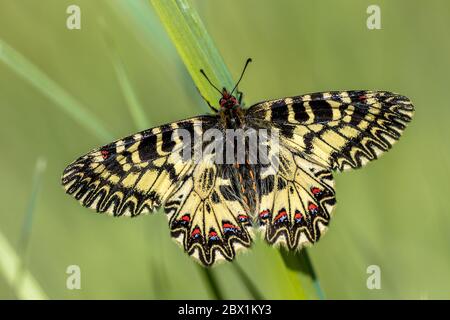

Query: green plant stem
[
  {"left": 280, "top": 249, "right": 325, "bottom": 299},
  {"left": 198, "top": 265, "right": 223, "bottom": 300},
  {"left": 231, "top": 263, "right": 264, "bottom": 299}
]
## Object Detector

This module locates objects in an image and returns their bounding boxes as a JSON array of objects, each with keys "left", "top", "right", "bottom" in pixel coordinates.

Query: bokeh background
[{"left": 1, "top": 0, "right": 450, "bottom": 299}]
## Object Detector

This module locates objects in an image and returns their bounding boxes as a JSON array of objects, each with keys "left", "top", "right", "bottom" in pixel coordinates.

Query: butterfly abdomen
[{"left": 234, "top": 161, "right": 258, "bottom": 215}]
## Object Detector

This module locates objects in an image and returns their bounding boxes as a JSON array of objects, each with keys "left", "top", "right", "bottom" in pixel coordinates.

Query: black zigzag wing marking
[
  {"left": 165, "top": 161, "right": 253, "bottom": 267},
  {"left": 246, "top": 90, "right": 414, "bottom": 171},
  {"left": 256, "top": 145, "right": 336, "bottom": 249},
  {"left": 61, "top": 116, "right": 217, "bottom": 217}
]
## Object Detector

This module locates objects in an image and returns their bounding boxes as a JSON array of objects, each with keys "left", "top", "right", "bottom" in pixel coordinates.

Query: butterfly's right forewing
[{"left": 247, "top": 90, "right": 414, "bottom": 171}]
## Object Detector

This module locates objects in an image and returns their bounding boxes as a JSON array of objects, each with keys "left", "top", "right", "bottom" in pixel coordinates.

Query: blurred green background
[{"left": 1, "top": 0, "right": 449, "bottom": 299}]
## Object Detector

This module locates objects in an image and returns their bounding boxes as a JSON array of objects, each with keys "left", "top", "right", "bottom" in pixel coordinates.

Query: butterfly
[{"left": 62, "top": 59, "right": 414, "bottom": 266}]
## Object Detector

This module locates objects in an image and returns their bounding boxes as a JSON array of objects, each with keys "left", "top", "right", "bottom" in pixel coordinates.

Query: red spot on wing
[
  {"left": 259, "top": 209, "right": 270, "bottom": 219},
  {"left": 223, "top": 223, "right": 238, "bottom": 229},
  {"left": 100, "top": 150, "right": 109, "bottom": 160},
  {"left": 238, "top": 214, "right": 248, "bottom": 222},
  {"left": 358, "top": 95, "right": 367, "bottom": 102},
  {"left": 274, "top": 209, "right": 287, "bottom": 221},
  {"left": 191, "top": 227, "right": 201, "bottom": 237},
  {"left": 209, "top": 231, "right": 218, "bottom": 237},
  {"left": 311, "top": 187, "right": 322, "bottom": 195},
  {"left": 181, "top": 214, "right": 190, "bottom": 222},
  {"left": 308, "top": 203, "right": 318, "bottom": 211},
  {"left": 294, "top": 211, "right": 303, "bottom": 220}
]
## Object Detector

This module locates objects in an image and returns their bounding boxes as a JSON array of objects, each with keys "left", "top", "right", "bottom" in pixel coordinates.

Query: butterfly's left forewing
[{"left": 62, "top": 116, "right": 216, "bottom": 216}]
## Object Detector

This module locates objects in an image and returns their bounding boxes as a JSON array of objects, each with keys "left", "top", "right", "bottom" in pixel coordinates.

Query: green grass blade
[
  {"left": 112, "top": 0, "right": 175, "bottom": 55},
  {"left": 198, "top": 266, "right": 223, "bottom": 300},
  {"left": 0, "top": 158, "right": 48, "bottom": 300},
  {"left": 112, "top": 57, "right": 150, "bottom": 131},
  {"left": 0, "top": 39, "right": 112, "bottom": 141},
  {"left": 151, "top": 0, "right": 233, "bottom": 106},
  {"left": 0, "top": 231, "right": 48, "bottom": 299},
  {"left": 231, "top": 263, "right": 264, "bottom": 299},
  {"left": 280, "top": 249, "right": 324, "bottom": 299},
  {"left": 16, "top": 157, "right": 47, "bottom": 269},
  {"left": 99, "top": 24, "right": 151, "bottom": 131}
]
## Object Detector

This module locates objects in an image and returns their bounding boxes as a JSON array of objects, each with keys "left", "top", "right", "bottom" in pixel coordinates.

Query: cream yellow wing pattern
[{"left": 61, "top": 116, "right": 215, "bottom": 216}]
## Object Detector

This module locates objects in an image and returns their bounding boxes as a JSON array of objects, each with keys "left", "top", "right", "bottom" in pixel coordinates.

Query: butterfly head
[
  {"left": 200, "top": 58, "right": 252, "bottom": 113},
  {"left": 219, "top": 89, "right": 239, "bottom": 109}
]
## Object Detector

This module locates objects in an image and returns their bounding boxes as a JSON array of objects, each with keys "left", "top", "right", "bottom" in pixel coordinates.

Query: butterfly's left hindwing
[
  {"left": 62, "top": 116, "right": 215, "bottom": 216},
  {"left": 165, "top": 162, "right": 253, "bottom": 266}
]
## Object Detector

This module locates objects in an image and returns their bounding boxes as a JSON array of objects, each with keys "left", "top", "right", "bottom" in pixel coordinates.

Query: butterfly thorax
[
  {"left": 218, "top": 90, "right": 244, "bottom": 129},
  {"left": 219, "top": 105, "right": 245, "bottom": 129}
]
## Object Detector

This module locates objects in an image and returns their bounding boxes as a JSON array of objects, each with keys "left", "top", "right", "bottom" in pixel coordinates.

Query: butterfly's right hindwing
[{"left": 256, "top": 144, "right": 336, "bottom": 249}]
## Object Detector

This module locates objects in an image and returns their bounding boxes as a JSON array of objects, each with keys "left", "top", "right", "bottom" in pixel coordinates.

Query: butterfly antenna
[
  {"left": 200, "top": 69, "right": 222, "bottom": 94},
  {"left": 231, "top": 58, "right": 252, "bottom": 95}
]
